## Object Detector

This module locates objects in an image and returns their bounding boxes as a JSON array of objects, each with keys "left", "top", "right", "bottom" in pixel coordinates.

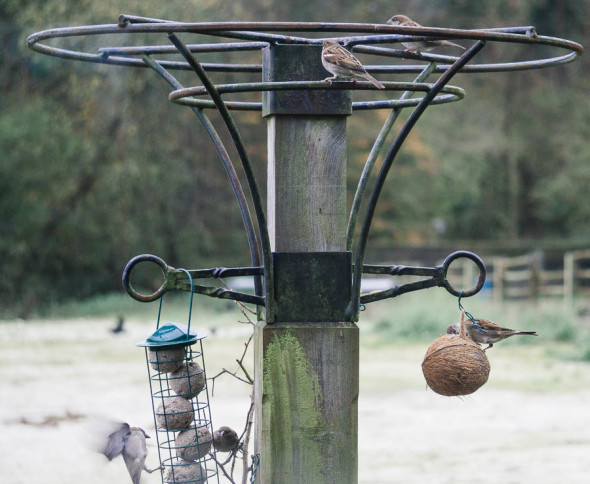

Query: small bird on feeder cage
[
  {"left": 387, "top": 15, "right": 466, "bottom": 53},
  {"left": 446, "top": 319, "right": 538, "bottom": 350},
  {"left": 213, "top": 426, "right": 240, "bottom": 453},
  {"left": 102, "top": 422, "right": 162, "bottom": 484},
  {"left": 321, "top": 40, "right": 385, "bottom": 89}
]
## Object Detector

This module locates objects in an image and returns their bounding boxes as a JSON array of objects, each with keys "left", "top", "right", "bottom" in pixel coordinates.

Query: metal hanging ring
[
  {"left": 440, "top": 250, "right": 486, "bottom": 297},
  {"left": 122, "top": 254, "right": 170, "bottom": 302}
]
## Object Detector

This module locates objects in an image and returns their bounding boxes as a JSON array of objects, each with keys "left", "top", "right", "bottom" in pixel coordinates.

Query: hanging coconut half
[{"left": 422, "top": 310, "right": 490, "bottom": 396}]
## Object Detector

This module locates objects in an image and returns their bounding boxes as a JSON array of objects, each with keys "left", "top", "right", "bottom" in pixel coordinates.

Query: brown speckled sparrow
[
  {"left": 321, "top": 40, "right": 385, "bottom": 89},
  {"left": 102, "top": 423, "right": 162, "bottom": 484},
  {"left": 387, "top": 15, "right": 466, "bottom": 53},
  {"left": 213, "top": 426, "right": 240, "bottom": 453},
  {"left": 447, "top": 319, "right": 538, "bottom": 350}
]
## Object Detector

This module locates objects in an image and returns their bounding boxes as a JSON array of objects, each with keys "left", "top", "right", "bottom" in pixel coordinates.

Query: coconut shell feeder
[
  {"left": 136, "top": 268, "right": 218, "bottom": 483},
  {"left": 422, "top": 309, "right": 490, "bottom": 396}
]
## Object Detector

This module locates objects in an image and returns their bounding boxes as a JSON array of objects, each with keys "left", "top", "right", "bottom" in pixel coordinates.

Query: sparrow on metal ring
[
  {"left": 387, "top": 15, "right": 466, "bottom": 53},
  {"left": 321, "top": 40, "right": 385, "bottom": 89}
]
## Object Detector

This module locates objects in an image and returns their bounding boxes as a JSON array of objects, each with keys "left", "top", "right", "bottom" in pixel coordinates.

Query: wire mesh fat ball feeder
[
  {"left": 27, "top": 16, "right": 583, "bottom": 484},
  {"left": 136, "top": 270, "right": 218, "bottom": 483}
]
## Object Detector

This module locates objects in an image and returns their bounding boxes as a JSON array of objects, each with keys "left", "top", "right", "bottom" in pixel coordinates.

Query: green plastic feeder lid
[{"left": 137, "top": 322, "right": 201, "bottom": 348}]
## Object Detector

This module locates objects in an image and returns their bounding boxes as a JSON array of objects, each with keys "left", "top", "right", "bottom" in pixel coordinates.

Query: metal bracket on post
[
  {"left": 262, "top": 44, "right": 352, "bottom": 117},
  {"left": 272, "top": 252, "right": 352, "bottom": 322}
]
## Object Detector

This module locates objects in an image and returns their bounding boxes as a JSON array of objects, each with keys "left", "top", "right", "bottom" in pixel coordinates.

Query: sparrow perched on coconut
[
  {"left": 321, "top": 40, "right": 385, "bottom": 89},
  {"left": 102, "top": 422, "right": 162, "bottom": 484},
  {"left": 447, "top": 318, "right": 538, "bottom": 350},
  {"left": 387, "top": 15, "right": 466, "bottom": 53}
]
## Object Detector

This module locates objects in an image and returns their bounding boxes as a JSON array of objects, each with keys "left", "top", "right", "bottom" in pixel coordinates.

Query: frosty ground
[{"left": 1, "top": 317, "right": 589, "bottom": 484}]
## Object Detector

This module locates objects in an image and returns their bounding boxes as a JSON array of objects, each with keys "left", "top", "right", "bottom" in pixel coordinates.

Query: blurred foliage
[{"left": 1, "top": 0, "right": 589, "bottom": 316}]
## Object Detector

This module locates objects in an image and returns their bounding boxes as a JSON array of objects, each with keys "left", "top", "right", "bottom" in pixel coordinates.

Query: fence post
[
  {"left": 564, "top": 251, "right": 575, "bottom": 306},
  {"left": 492, "top": 257, "right": 505, "bottom": 302}
]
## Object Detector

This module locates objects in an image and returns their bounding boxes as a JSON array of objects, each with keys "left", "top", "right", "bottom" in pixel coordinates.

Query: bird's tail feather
[
  {"left": 363, "top": 73, "right": 385, "bottom": 89},
  {"left": 443, "top": 40, "right": 466, "bottom": 50}
]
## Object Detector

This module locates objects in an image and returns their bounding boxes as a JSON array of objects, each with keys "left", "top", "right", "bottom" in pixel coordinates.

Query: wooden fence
[{"left": 446, "top": 249, "right": 590, "bottom": 302}]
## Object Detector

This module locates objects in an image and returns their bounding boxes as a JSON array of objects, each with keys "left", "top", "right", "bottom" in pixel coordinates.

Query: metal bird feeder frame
[{"left": 28, "top": 16, "right": 583, "bottom": 484}]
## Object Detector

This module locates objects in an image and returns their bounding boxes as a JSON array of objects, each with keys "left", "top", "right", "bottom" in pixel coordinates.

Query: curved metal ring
[
  {"left": 440, "top": 250, "right": 486, "bottom": 297},
  {"left": 167, "top": 80, "right": 465, "bottom": 111},
  {"left": 122, "top": 254, "right": 170, "bottom": 302},
  {"left": 25, "top": 21, "right": 583, "bottom": 73}
]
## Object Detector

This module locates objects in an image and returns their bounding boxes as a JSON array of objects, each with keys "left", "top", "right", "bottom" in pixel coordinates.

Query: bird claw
[{"left": 144, "top": 464, "right": 164, "bottom": 474}]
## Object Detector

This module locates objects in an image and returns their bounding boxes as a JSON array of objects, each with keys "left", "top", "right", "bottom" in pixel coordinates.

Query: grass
[
  {"left": 3, "top": 292, "right": 590, "bottom": 483},
  {"left": 10, "top": 288, "right": 590, "bottom": 361},
  {"left": 360, "top": 291, "right": 590, "bottom": 362}
]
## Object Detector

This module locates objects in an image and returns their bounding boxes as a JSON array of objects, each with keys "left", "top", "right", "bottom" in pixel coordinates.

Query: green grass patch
[{"left": 361, "top": 291, "right": 590, "bottom": 361}]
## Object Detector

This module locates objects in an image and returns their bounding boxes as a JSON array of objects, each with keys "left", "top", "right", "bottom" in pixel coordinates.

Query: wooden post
[
  {"left": 254, "top": 44, "right": 359, "bottom": 484},
  {"left": 564, "top": 250, "right": 575, "bottom": 307}
]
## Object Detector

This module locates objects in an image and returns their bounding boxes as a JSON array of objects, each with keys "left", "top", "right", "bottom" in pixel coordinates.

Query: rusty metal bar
[
  {"left": 360, "top": 250, "right": 486, "bottom": 304},
  {"left": 168, "top": 80, "right": 463, "bottom": 97},
  {"left": 167, "top": 80, "right": 464, "bottom": 112},
  {"left": 26, "top": 21, "right": 583, "bottom": 73},
  {"left": 98, "top": 42, "right": 267, "bottom": 56},
  {"left": 122, "top": 253, "right": 264, "bottom": 305},
  {"left": 140, "top": 54, "right": 264, "bottom": 302},
  {"left": 346, "top": 62, "right": 437, "bottom": 251},
  {"left": 166, "top": 32, "right": 275, "bottom": 319},
  {"left": 347, "top": 40, "right": 487, "bottom": 321}
]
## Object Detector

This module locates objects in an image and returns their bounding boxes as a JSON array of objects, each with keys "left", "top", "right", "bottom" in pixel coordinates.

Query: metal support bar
[
  {"left": 122, "top": 254, "right": 264, "bottom": 305},
  {"left": 347, "top": 40, "right": 487, "bottom": 321},
  {"left": 346, "top": 62, "right": 437, "bottom": 251},
  {"left": 166, "top": 33, "right": 275, "bottom": 319},
  {"left": 140, "top": 54, "right": 264, "bottom": 304},
  {"left": 360, "top": 250, "right": 486, "bottom": 304}
]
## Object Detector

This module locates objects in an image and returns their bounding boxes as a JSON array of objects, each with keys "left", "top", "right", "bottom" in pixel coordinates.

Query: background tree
[{"left": 1, "top": 0, "right": 588, "bottom": 315}]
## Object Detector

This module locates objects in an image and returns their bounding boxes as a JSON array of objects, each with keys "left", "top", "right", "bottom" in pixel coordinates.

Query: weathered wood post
[{"left": 254, "top": 44, "right": 359, "bottom": 483}]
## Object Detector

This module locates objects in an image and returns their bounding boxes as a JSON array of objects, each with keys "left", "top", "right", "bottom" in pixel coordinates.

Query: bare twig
[
  {"left": 236, "top": 359, "right": 253, "bottom": 384},
  {"left": 210, "top": 279, "right": 258, "bottom": 483},
  {"left": 241, "top": 399, "right": 256, "bottom": 484},
  {"left": 212, "top": 454, "right": 237, "bottom": 483},
  {"left": 210, "top": 368, "right": 252, "bottom": 396}
]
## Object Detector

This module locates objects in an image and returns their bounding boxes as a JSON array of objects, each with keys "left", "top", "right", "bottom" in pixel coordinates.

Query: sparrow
[
  {"left": 102, "top": 422, "right": 162, "bottom": 484},
  {"left": 213, "top": 426, "right": 240, "bottom": 453},
  {"left": 446, "top": 319, "right": 538, "bottom": 350},
  {"left": 387, "top": 15, "right": 466, "bottom": 53},
  {"left": 321, "top": 40, "right": 385, "bottom": 89}
]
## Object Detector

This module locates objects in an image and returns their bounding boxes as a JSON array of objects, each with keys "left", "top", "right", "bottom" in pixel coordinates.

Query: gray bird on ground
[
  {"left": 213, "top": 426, "right": 240, "bottom": 453},
  {"left": 102, "top": 422, "right": 162, "bottom": 484},
  {"left": 447, "top": 318, "right": 538, "bottom": 350}
]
